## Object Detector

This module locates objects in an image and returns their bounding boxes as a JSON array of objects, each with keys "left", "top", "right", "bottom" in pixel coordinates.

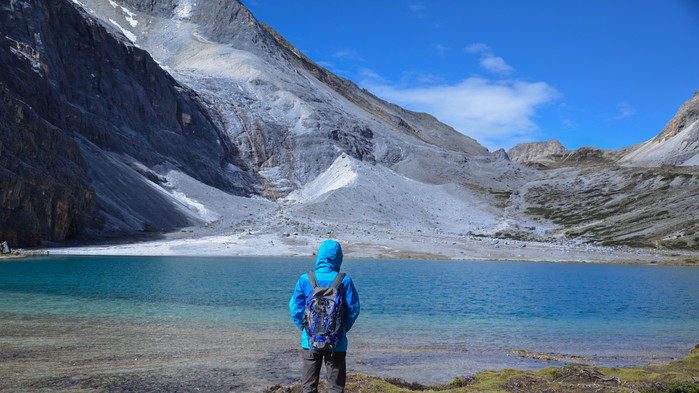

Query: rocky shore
[
  {"left": 0, "top": 241, "right": 49, "bottom": 258},
  {"left": 266, "top": 345, "right": 699, "bottom": 393},
  {"left": 43, "top": 229, "right": 699, "bottom": 266}
]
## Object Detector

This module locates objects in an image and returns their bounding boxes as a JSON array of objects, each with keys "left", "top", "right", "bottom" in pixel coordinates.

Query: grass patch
[
  {"left": 602, "top": 236, "right": 653, "bottom": 248},
  {"left": 267, "top": 346, "right": 699, "bottom": 393},
  {"left": 525, "top": 207, "right": 556, "bottom": 219}
]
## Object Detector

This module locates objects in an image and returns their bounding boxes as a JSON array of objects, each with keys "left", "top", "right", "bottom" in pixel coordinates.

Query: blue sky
[{"left": 244, "top": 1, "right": 699, "bottom": 151}]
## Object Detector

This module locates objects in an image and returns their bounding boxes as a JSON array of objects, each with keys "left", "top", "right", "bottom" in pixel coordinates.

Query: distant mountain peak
[
  {"left": 507, "top": 139, "right": 568, "bottom": 164},
  {"left": 620, "top": 90, "right": 699, "bottom": 167}
]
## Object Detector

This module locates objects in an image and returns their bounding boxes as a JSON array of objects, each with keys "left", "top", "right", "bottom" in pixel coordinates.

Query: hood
[{"left": 315, "top": 240, "right": 343, "bottom": 272}]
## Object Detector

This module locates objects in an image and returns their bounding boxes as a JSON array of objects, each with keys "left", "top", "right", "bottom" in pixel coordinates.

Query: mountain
[
  {"left": 507, "top": 139, "right": 568, "bottom": 165},
  {"left": 1, "top": 0, "right": 516, "bottom": 247},
  {"left": 1, "top": 0, "right": 259, "bottom": 246},
  {"left": 619, "top": 90, "right": 699, "bottom": 167},
  {"left": 509, "top": 91, "right": 699, "bottom": 169},
  {"left": 95, "top": 0, "right": 496, "bottom": 195},
  {"left": 507, "top": 92, "right": 698, "bottom": 250},
  {"left": 1, "top": 0, "right": 697, "bottom": 253}
]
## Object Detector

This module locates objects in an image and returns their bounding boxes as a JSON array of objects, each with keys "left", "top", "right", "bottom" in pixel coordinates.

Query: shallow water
[{"left": 1, "top": 256, "right": 697, "bottom": 391}]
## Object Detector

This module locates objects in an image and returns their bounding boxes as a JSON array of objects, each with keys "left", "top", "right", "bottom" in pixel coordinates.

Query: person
[{"left": 289, "top": 240, "right": 360, "bottom": 393}]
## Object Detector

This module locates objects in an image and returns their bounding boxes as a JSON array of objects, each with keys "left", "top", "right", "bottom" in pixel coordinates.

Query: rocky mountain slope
[
  {"left": 507, "top": 92, "right": 698, "bottom": 250},
  {"left": 1, "top": 0, "right": 697, "bottom": 252},
  {"left": 619, "top": 90, "right": 699, "bottom": 167},
  {"left": 1, "top": 0, "right": 262, "bottom": 246}
]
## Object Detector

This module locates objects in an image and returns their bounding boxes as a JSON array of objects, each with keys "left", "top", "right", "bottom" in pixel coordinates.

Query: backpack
[{"left": 303, "top": 270, "right": 346, "bottom": 351}]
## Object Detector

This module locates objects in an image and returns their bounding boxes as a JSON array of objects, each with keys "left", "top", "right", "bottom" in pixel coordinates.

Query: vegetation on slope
[{"left": 522, "top": 166, "right": 699, "bottom": 251}]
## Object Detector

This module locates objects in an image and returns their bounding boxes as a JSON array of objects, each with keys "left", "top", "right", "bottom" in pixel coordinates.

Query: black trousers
[{"left": 301, "top": 349, "right": 346, "bottom": 393}]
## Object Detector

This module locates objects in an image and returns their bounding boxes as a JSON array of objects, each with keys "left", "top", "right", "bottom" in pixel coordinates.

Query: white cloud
[
  {"left": 361, "top": 75, "right": 560, "bottom": 150},
  {"left": 465, "top": 42, "right": 514, "bottom": 76},
  {"left": 562, "top": 118, "right": 579, "bottom": 129},
  {"left": 408, "top": 3, "right": 426, "bottom": 17},
  {"left": 465, "top": 43, "right": 490, "bottom": 53},
  {"left": 614, "top": 102, "right": 636, "bottom": 119},
  {"left": 435, "top": 44, "right": 447, "bottom": 56},
  {"left": 479, "top": 53, "right": 515, "bottom": 75},
  {"left": 332, "top": 49, "right": 364, "bottom": 62}
]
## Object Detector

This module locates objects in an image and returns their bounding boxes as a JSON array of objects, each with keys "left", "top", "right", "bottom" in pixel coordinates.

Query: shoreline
[
  {"left": 39, "top": 229, "right": 699, "bottom": 266},
  {"left": 1, "top": 307, "right": 695, "bottom": 392},
  {"left": 269, "top": 346, "right": 699, "bottom": 393},
  {"left": 0, "top": 249, "right": 49, "bottom": 259}
]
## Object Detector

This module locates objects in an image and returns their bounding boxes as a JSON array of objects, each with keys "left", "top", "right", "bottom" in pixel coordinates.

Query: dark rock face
[
  {"left": 0, "top": 32, "right": 102, "bottom": 246},
  {"left": 559, "top": 146, "right": 612, "bottom": 165},
  {"left": 1, "top": 0, "right": 256, "bottom": 246},
  {"left": 329, "top": 127, "right": 375, "bottom": 163}
]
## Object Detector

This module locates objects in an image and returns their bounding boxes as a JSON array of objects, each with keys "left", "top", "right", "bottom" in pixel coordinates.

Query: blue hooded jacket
[{"left": 289, "top": 240, "right": 360, "bottom": 351}]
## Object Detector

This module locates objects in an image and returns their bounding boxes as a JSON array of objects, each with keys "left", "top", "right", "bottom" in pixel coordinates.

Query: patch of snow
[
  {"left": 175, "top": 0, "right": 193, "bottom": 19},
  {"left": 9, "top": 46, "right": 43, "bottom": 76},
  {"left": 285, "top": 154, "right": 358, "bottom": 203},
  {"left": 108, "top": 18, "right": 137, "bottom": 42},
  {"left": 121, "top": 6, "right": 138, "bottom": 27},
  {"left": 170, "top": 191, "right": 218, "bottom": 222}
]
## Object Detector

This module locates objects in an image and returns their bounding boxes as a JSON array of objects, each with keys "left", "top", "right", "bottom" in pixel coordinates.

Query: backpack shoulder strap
[
  {"left": 330, "top": 272, "right": 346, "bottom": 290},
  {"left": 307, "top": 270, "right": 319, "bottom": 289}
]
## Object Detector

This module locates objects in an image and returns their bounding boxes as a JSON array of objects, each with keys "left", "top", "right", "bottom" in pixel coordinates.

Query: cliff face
[
  {"left": 0, "top": 77, "right": 101, "bottom": 246},
  {"left": 0, "top": 0, "right": 256, "bottom": 246},
  {"left": 1, "top": 0, "right": 101, "bottom": 246},
  {"left": 507, "top": 139, "right": 568, "bottom": 165}
]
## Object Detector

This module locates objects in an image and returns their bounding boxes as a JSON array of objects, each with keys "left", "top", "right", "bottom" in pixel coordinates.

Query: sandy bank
[{"left": 44, "top": 229, "right": 698, "bottom": 266}]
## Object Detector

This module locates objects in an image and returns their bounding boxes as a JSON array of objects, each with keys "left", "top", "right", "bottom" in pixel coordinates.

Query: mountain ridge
[
  {"left": 259, "top": 21, "right": 490, "bottom": 156},
  {"left": 508, "top": 90, "right": 699, "bottom": 168}
]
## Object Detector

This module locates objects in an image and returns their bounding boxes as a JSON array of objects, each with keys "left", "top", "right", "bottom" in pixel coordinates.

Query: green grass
[{"left": 267, "top": 346, "right": 699, "bottom": 393}]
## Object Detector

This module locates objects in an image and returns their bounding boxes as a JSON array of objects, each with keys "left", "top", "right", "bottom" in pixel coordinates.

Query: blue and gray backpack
[{"left": 303, "top": 270, "right": 346, "bottom": 352}]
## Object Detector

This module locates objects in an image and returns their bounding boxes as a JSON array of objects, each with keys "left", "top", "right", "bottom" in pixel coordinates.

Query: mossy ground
[{"left": 267, "top": 345, "right": 699, "bottom": 393}]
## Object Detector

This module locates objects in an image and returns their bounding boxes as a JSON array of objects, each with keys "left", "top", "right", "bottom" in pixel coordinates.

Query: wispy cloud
[
  {"left": 614, "top": 102, "right": 636, "bottom": 119},
  {"left": 562, "top": 118, "right": 579, "bottom": 129},
  {"left": 331, "top": 49, "right": 364, "bottom": 62},
  {"left": 479, "top": 54, "right": 515, "bottom": 75},
  {"left": 361, "top": 74, "right": 561, "bottom": 150},
  {"left": 465, "top": 43, "right": 515, "bottom": 76},
  {"left": 465, "top": 43, "right": 490, "bottom": 53},
  {"left": 434, "top": 44, "right": 447, "bottom": 56},
  {"left": 408, "top": 3, "right": 426, "bottom": 17}
]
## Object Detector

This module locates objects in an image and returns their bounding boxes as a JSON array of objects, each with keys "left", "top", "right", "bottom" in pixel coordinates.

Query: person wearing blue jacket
[{"left": 290, "top": 240, "right": 360, "bottom": 393}]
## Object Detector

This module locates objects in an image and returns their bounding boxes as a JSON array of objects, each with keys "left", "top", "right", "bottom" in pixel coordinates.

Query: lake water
[{"left": 1, "top": 255, "right": 697, "bottom": 391}]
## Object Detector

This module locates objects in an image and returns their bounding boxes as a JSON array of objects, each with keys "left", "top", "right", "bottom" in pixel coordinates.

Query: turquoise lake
[{"left": 1, "top": 255, "right": 698, "bottom": 389}]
